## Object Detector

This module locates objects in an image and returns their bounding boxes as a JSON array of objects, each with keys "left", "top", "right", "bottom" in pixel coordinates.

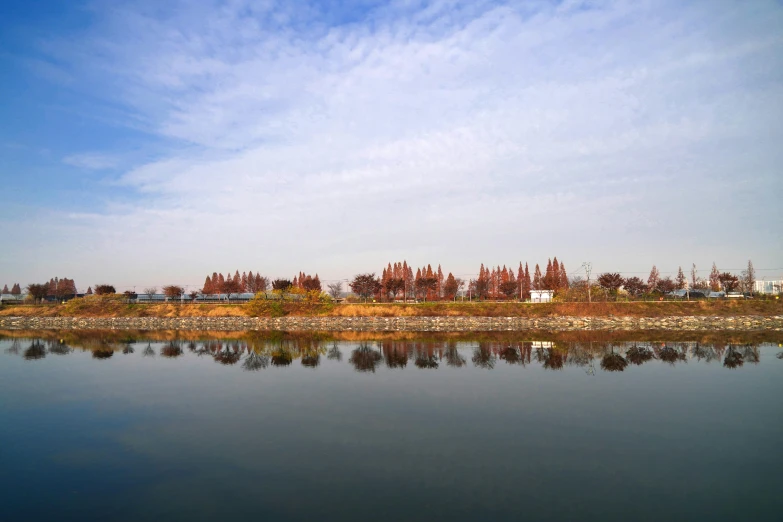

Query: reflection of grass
[{"left": 91, "top": 349, "right": 114, "bottom": 359}]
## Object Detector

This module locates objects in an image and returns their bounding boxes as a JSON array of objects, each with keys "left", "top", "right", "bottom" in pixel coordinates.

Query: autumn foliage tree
[
  {"left": 718, "top": 272, "right": 740, "bottom": 292},
  {"left": 26, "top": 283, "right": 48, "bottom": 302},
  {"left": 94, "top": 284, "right": 116, "bottom": 295},
  {"left": 350, "top": 273, "right": 381, "bottom": 302},
  {"left": 202, "top": 270, "right": 267, "bottom": 294},
  {"left": 623, "top": 277, "right": 646, "bottom": 297},
  {"left": 597, "top": 273, "right": 624, "bottom": 295},
  {"left": 443, "top": 273, "right": 460, "bottom": 300},
  {"left": 656, "top": 277, "right": 676, "bottom": 295},
  {"left": 163, "top": 285, "right": 184, "bottom": 299}
]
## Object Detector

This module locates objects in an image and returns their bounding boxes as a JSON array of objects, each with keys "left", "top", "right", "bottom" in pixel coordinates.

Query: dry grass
[{"left": 1, "top": 296, "right": 780, "bottom": 319}]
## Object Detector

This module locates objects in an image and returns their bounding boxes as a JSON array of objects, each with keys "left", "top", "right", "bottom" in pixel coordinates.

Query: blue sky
[{"left": 1, "top": 0, "right": 782, "bottom": 291}]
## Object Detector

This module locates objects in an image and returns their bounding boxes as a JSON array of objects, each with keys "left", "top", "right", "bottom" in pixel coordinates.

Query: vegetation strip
[{"left": 2, "top": 315, "right": 781, "bottom": 332}]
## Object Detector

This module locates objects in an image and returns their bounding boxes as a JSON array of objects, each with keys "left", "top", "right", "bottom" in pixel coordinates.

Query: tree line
[
  {"left": 348, "top": 258, "right": 569, "bottom": 301},
  {"left": 594, "top": 261, "right": 756, "bottom": 299},
  {"left": 10, "top": 260, "right": 761, "bottom": 304}
]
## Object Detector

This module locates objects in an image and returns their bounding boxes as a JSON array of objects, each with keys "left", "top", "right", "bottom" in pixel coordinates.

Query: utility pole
[{"left": 582, "top": 262, "right": 592, "bottom": 304}]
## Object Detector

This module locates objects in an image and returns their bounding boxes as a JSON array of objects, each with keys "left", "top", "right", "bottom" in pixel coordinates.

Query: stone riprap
[{"left": 1, "top": 316, "right": 781, "bottom": 331}]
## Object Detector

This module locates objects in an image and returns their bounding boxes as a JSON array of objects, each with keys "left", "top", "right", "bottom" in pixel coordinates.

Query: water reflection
[{"left": 1, "top": 331, "right": 780, "bottom": 375}]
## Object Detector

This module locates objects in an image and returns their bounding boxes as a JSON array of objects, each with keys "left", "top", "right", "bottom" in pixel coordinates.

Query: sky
[{"left": 1, "top": 0, "right": 781, "bottom": 292}]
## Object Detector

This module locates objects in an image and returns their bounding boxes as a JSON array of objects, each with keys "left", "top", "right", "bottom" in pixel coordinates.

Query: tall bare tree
[{"left": 327, "top": 281, "right": 343, "bottom": 300}]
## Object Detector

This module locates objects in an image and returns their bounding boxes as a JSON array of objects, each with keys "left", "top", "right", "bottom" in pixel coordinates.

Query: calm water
[{"left": 1, "top": 331, "right": 781, "bottom": 521}]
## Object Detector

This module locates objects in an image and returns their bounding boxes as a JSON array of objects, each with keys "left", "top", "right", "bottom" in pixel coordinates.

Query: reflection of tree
[
  {"left": 242, "top": 350, "right": 270, "bottom": 371},
  {"left": 349, "top": 343, "right": 383, "bottom": 372},
  {"left": 657, "top": 344, "right": 686, "bottom": 365},
  {"left": 566, "top": 344, "right": 591, "bottom": 367},
  {"left": 301, "top": 352, "right": 320, "bottom": 368},
  {"left": 215, "top": 344, "right": 242, "bottom": 365},
  {"left": 777, "top": 352, "right": 783, "bottom": 360},
  {"left": 187, "top": 341, "right": 198, "bottom": 352},
  {"left": 122, "top": 342, "right": 134, "bottom": 355},
  {"left": 92, "top": 348, "right": 114, "bottom": 359},
  {"left": 5, "top": 339, "right": 21, "bottom": 355},
  {"left": 499, "top": 346, "right": 521, "bottom": 365},
  {"left": 327, "top": 343, "right": 342, "bottom": 362},
  {"left": 444, "top": 346, "right": 466, "bottom": 368},
  {"left": 691, "top": 343, "right": 719, "bottom": 363},
  {"left": 472, "top": 345, "right": 496, "bottom": 369},
  {"left": 601, "top": 347, "right": 628, "bottom": 372},
  {"left": 271, "top": 346, "right": 293, "bottom": 367},
  {"left": 48, "top": 340, "right": 72, "bottom": 355},
  {"left": 194, "top": 342, "right": 214, "bottom": 357},
  {"left": 24, "top": 340, "right": 46, "bottom": 360},
  {"left": 385, "top": 349, "right": 408, "bottom": 368},
  {"left": 414, "top": 353, "right": 438, "bottom": 369},
  {"left": 626, "top": 345, "right": 654, "bottom": 365},
  {"left": 143, "top": 342, "right": 156, "bottom": 357},
  {"left": 723, "top": 346, "right": 744, "bottom": 369},
  {"left": 740, "top": 346, "right": 759, "bottom": 364},
  {"left": 161, "top": 341, "right": 184, "bottom": 358},
  {"left": 535, "top": 348, "right": 564, "bottom": 370}
]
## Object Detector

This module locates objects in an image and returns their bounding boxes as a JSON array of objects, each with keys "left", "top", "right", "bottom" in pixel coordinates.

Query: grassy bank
[{"left": 1, "top": 295, "right": 781, "bottom": 318}]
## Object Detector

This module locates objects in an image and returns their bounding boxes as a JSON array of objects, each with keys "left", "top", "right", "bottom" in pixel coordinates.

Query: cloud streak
[{"left": 3, "top": 0, "right": 782, "bottom": 288}]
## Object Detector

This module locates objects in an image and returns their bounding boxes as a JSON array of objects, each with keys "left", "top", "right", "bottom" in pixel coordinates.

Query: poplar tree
[
  {"left": 676, "top": 267, "right": 687, "bottom": 289},
  {"left": 709, "top": 263, "right": 721, "bottom": 291},
  {"left": 647, "top": 265, "right": 660, "bottom": 293},
  {"left": 743, "top": 260, "right": 755, "bottom": 295},
  {"left": 551, "top": 257, "right": 560, "bottom": 291},
  {"left": 559, "top": 261, "right": 569, "bottom": 290},
  {"left": 533, "top": 264, "right": 542, "bottom": 291}
]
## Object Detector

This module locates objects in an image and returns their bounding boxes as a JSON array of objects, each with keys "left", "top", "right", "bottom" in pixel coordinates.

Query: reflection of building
[
  {"left": 530, "top": 290, "right": 554, "bottom": 303},
  {"left": 754, "top": 280, "right": 782, "bottom": 294},
  {"left": 531, "top": 341, "right": 553, "bottom": 349}
]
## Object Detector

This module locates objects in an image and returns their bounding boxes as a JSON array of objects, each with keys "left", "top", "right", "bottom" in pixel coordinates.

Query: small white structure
[{"left": 530, "top": 290, "right": 554, "bottom": 303}]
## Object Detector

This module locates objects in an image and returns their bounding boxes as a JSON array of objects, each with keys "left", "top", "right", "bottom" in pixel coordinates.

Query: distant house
[{"left": 530, "top": 290, "right": 554, "bottom": 303}]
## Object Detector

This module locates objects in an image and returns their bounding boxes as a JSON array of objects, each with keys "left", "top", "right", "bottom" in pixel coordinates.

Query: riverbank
[
  {"left": 1, "top": 298, "right": 781, "bottom": 319},
  {"left": 2, "top": 315, "right": 781, "bottom": 331}
]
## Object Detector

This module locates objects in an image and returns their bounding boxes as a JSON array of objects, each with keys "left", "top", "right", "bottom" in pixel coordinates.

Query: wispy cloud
[
  {"left": 4, "top": 0, "right": 783, "bottom": 286},
  {"left": 63, "top": 153, "right": 119, "bottom": 170}
]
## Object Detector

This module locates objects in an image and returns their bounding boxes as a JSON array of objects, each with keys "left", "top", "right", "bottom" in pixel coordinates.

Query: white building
[
  {"left": 754, "top": 280, "right": 782, "bottom": 294},
  {"left": 530, "top": 290, "right": 554, "bottom": 303}
]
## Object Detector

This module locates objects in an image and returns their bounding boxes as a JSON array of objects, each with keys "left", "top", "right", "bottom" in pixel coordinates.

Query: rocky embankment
[{"left": 1, "top": 316, "right": 781, "bottom": 331}]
